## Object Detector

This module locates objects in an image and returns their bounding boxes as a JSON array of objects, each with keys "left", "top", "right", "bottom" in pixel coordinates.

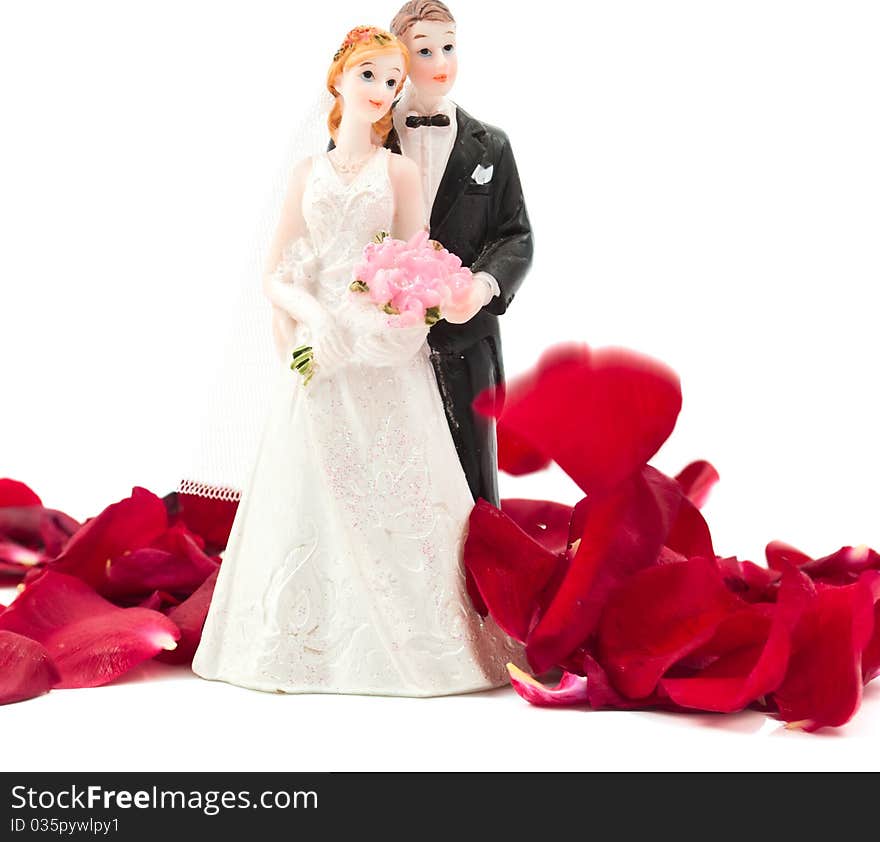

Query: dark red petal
[
  {"left": 506, "top": 663, "right": 590, "bottom": 706},
  {"left": 0, "top": 506, "right": 80, "bottom": 555},
  {"left": 716, "top": 556, "right": 781, "bottom": 602},
  {"left": 0, "top": 630, "right": 60, "bottom": 704},
  {"left": 597, "top": 556, "right": 745, "bottom": 699},
  {"left": 500, "top": 499, "right": 574, "bottom": 556},
  {"left": 474, "top": 343, "right": 682, "bottom": 495},
  {"left": 157, "top": 569, "right": 219, "bottom": 665},
  {"left": 463, "top": 499, "right": 562, "bottom": 642},
  {"left": 0, "top": 540, "right": 47, "bottom": 580},
  {"left": 163, "top": 492, "right": 239, "bottom": 556},
  {"left": 673, "top": 461, "right": 720, "bottom": 509},
  {"left": 0, "top": 570, "right": 180, "bottom": 688},
  {"left": 526, "top": 467, "right": 682, "bottom": 674},
  {"left": 0, "top": 479, "right": 42, "bottom": 508},
  {"left": 771, "top": 575, "right": 876, "bottom": 731},
  {"left": 43, "top": 487, "right": 168, "bottom": 590}
]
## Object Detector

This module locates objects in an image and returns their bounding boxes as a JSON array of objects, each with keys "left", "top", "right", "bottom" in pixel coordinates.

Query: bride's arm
[
  {"left": 389, "top": 154, "right": 427, "bottom": 239},
  {"left": 261, "top": 156, "right": 326, "bottom": 330}
]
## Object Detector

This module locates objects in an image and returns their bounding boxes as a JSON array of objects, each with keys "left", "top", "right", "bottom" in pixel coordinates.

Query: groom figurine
[{"left": 389, "top": 1, "right": 533, "bottom": 508}]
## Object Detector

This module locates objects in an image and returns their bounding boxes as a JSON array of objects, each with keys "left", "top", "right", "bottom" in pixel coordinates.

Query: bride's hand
[
  {"left": 352, "top": 324, "right": 428, "bottom": 368},
  {"left": 310, "top": 315, "right": 354, "bottom": 377}
]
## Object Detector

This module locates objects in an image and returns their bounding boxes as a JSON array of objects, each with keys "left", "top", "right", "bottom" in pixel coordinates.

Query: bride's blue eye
[
  {"left": 418, "top": 48, "right": 432, "bottom": 57},
  {"left": 361, "top": 70, "right": 374, "bottom": 80},
  {"left": 443, "top": 44, "right": 455, "bottom": 53}
]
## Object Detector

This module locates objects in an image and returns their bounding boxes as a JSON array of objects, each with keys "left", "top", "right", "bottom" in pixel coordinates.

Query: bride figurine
[{"left": 191, "top": 25, "right": 529, "bottom": 696}]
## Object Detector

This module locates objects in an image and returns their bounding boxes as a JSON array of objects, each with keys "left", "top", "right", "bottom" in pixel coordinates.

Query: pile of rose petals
[
  {"left": 467, "top": 342, "right": 880, "bottom": 732},
  {"left": 0, "top": 480, "right": 234, "bottom": 705},
  {"left": 4, "top": 340, "right": 878, "bottom": 732}
]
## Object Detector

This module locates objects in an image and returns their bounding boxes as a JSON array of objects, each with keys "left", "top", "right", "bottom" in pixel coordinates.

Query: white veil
[{"left": 174, "top": 88, "right": 335, "bottom": 501}]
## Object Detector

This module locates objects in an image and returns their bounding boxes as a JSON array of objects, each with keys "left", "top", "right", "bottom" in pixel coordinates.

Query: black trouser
[{"left": 428, "top": 337, "right": 501, "bottom": 508}]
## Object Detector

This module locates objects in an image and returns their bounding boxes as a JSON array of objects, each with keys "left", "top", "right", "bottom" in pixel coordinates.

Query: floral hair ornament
[{"left": 333, "top": 25, "right": 394, "bottom": 61}]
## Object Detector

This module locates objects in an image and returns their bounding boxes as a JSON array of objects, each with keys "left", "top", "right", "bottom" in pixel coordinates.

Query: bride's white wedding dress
[{"left": 191, "top": 146, "right": 529, "bottom": 696}]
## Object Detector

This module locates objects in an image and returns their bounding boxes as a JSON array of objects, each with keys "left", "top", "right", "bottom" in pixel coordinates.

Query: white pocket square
[{"left": 471, "top": 163, "right": 494, "bottom": 185}]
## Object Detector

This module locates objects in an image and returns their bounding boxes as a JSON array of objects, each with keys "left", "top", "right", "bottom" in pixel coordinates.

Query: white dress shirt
[{"left": 393, "top": 87, "right": 500, "bottom": 307}]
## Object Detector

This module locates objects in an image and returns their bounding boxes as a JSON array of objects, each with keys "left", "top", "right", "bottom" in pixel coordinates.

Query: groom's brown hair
[{"left": 390, "top": 0, "right": 455, "bottom": 38}]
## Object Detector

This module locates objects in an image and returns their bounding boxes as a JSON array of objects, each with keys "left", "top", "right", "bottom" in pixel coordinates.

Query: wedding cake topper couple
[
  {"left": 327, "top": 0, "right": 533, "bottom": 509},
  {"left": 191, "top": 2, "right": 535, "bottom": 696}
]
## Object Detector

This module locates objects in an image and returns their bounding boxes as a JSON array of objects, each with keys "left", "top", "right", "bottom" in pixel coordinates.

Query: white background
[{"left": 1, "top": 1, "right": 879, "bottom": 770}]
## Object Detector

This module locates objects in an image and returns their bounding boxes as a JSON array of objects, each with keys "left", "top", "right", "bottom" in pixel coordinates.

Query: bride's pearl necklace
[{"left": 329, "top": 147, "right": 376, "bottom": 174}]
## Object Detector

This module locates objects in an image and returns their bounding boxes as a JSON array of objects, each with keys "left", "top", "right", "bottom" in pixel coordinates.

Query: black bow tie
[{"left": 405, "top": 113, "right": 451, "bottom": 129}]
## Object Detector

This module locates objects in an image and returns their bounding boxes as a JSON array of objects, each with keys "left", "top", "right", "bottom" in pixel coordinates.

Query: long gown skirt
[{"left": 191, "top": 340, "right": 529, "bottom": 696}]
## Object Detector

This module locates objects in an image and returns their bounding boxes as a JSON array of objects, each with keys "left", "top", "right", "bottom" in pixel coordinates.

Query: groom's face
[{"left": 401, "top": 20, "right": 458, "bottom": 99}]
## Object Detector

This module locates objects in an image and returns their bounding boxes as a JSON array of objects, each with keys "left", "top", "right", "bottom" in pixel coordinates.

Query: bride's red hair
[{"left": 326, "top": 26, "right": 409, "bottom": 145}]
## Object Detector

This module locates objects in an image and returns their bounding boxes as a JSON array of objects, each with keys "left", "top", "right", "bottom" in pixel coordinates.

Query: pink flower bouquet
[{"left": 349, "top": 230, "right": 482, "bottom": 328}]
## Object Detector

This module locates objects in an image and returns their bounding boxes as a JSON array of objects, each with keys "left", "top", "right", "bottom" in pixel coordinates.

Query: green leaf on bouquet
[
  {"left": 349, "top": 280, "right": 369, "bottom": 293},
  {"left": 424, "top": 306, "right": 441, "bottom": 326}
]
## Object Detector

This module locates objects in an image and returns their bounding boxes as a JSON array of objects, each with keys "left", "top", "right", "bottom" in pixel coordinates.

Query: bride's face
[{"left": 335, "top": 50, "right": 404, "bottom": 123}]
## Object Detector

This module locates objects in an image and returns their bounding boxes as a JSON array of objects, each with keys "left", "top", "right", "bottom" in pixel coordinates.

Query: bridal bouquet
[
  {"left": 291, "top": 230, "right": 483, "bottom": 382},
  {"left": 349, "top": 230, "right": 483, "bottom": 327}
]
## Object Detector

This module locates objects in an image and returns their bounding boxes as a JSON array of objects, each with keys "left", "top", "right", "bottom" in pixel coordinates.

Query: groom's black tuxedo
[{"left": 330, "top": 105, "right": 533, "bottom": 507}]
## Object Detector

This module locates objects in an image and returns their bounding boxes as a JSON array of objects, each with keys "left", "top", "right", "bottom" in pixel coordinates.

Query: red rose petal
[
  {"left": 0, "top": 506, "right": 80, "bottom": 556},
  {"left": 105, "top": 539, "right": 218, "bottom": 602},
  {"left": 43, "top": 487, "right": 168, "bottom": 591},
  {"left": 164, "top": 492, "right": 239, "bottom": 556},
  {"left": 0, "top": 570, "right": 180, "bottom": 688},
  {"left": 0, "top": 540, "right": 46, "bottom": 579},
  {"left": 664, "top": 493, "right": 714, "bottom": 563},
  {"left": 579, "top": 651, "right": 681, "bottom": 711},
  {"left": 0, "top": 479, "right": 42, "bottom": 508},
  {"left": 526, "top": 467, "right": 682, "bottom": 675},
  {"left": 157, "top": 569, "right": 219, "bottom": 665},
  {"left": 659, "top": 572, "right": 806, "bottom": 713},
  {"left": 765, "top": 541, "right": 813, "bottom": 572},
  {"left": 506, "top": 663, "right": 590, "bottom": 706},
  {"left": 474, "top": 343, "right": 682, "bottom": 495},
  {"left": 464, "top": 500, "right": 563, "bottom": 642},
  {"left": 801, "top": 545, "right": 880, "bottom": 586},
  {"left": 771, "top": 574, "right": 876, "bottom": 731},
  {"left": 139, "top": 590, "right": 182, "bottom": 612},
  {"left": 767, "top": 541, "right": 880, "bottom": 586},
  {"left": 494, "top": 431, "right": 553, "bottom": 477},
  {"left": 500, "top": 499, "right": 574, "bottom": 556},
  {"left": 674, "top": 461, "right": 720, "bottom": 509},
  {"left": 0, "top": 630, "right": 60, "bottom": 704},
  {"left": 716, "top": 556, "right": 781, "bottom": 603},
  {"left": 597, "top": 556, "right": 745, "bottom": 699}
]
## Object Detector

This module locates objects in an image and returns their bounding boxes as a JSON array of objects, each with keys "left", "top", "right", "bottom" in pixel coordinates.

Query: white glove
[
  {"left": 352, "top": 323, "right": 429, "bottom": 368},
  {"left": 310, "top": 315, "right": 354, "bottom": 377}
]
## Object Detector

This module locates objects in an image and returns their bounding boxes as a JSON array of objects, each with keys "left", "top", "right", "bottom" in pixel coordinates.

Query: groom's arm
[{"left": 470, "top": 131, "right": 533, "bottom": 317}]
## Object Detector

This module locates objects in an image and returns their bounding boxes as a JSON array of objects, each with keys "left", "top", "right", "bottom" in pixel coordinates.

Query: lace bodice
[{"left": 302, "top": 147, "right": 394, "bottom": 274}]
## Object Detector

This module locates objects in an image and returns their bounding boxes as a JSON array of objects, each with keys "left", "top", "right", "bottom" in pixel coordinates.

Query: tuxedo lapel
[{"left": 430, "top": 106, "right": 490, "bottom": 234}]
